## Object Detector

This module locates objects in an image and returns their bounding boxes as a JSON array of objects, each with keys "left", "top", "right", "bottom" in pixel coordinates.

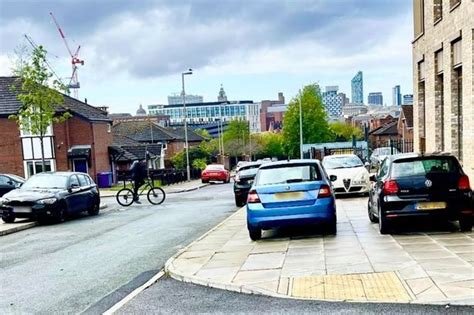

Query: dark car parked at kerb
[
  {"left": 368, "top": 153, "right": 472, "bottom": 234},
  {"left": 233, "top": 162, "right": 263, "bottom": 207},
  {"left": 0, "top": 172, "right": 100, "bottom": 224},
  {"left": 0, "top": 174, "right": 25, "bottom": 197}
]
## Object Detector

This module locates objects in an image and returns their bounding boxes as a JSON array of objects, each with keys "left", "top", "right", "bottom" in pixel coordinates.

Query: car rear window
[
  {"left": 206, "top": 165, "right": 224, "bottom": 171},
  {"left": 391, "top": 158, "right": 459, "bottom": 178},
  {"left": 238, "top": 168, "right": 259, "bottom": 177},
  {"left": 255, "top": 164, "right": 321, "bottom": 186}
]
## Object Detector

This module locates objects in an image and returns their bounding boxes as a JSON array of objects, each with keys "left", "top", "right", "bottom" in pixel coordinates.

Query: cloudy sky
[{"left": 0, "top": 0, "right": 413, "bottom": 113}]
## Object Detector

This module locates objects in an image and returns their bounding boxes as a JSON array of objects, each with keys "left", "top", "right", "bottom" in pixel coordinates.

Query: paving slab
[{"left": 165, "top": 197, "right": 474, "bottom": 305}]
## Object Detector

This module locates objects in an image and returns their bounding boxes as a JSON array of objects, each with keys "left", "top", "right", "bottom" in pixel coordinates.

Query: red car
[{"left": 201, "top": 164, "right": 230, "bottom": 183}]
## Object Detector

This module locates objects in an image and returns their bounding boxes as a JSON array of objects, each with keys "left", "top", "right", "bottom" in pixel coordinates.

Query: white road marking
[{"left": 102, "top": 270, "right": 165, "bottom": 315}]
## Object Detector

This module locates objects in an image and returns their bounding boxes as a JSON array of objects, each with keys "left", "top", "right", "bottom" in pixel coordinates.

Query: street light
[
  {"left": 182, "top": 68, "right": 193, "bottom": 181},
  {"left": 298, "top": 95, "right": 303, "bottom": 159}
]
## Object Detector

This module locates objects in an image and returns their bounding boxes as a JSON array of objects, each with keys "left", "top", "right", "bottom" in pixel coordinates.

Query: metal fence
[
  {"left": 371, "top": 139, "right": 414, "bottom": 154},
  {"left": 116, "top": 168, "right": 202, "bottom": 186}
]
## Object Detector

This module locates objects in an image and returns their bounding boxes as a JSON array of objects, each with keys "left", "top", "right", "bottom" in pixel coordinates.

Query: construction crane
[
  {"left": 50, "top": 12, "right": 84, "bottom": 99},
  {"left": 23, "top": 34, "right": 65, "bottom": 87}
]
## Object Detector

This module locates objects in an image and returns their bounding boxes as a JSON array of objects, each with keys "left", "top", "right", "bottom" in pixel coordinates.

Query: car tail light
[
  {"left": 318, "top": 185, "right": 332, "bottom": 198},
  {"left": 383, "top": 180, "right": 399, "bottom": 195},
  {"left": 458, "top": 175, "right": 471, "bottom": 190},
  {"left": 247, "top": 190, "right": 261, "bottom": 203}
]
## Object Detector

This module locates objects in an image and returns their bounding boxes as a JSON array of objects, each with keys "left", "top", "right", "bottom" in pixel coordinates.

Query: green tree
[
  {"left": 256, "top": 132, "right": 285, "bottom": 158},
  {"left": 10, "top": 46, "right": 71, "bottom": 172},
  {"left": 282, "top": 84, "right": 333, "bottom": 157},
  {"left": 194, "top": 128, "right": 210, "bottom": 139},
  {"left": 223, "top": 120, "right": 250, "bottom": 158},
  {"left": 330, "top": 122, "right": 363, "bottom": 141}
]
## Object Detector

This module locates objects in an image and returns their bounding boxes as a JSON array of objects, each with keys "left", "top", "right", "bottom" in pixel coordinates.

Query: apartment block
[{"left": 412, "top": 0, "right": 473, "bottom": 178}]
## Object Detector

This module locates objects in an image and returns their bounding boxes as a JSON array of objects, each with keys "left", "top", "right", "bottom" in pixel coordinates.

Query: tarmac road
[{"left": 0, "top": 183, "right": 237, "bottom": 314}]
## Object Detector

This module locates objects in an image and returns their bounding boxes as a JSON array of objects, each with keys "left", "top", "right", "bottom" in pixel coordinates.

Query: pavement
[
  {"left": 0, "top": 180, "right": 206, "bottom": 236},
  {"left": 0, "top": 183, "right": 237, "bottom": 314},
  {"left": 165, "top": 197, "right": 474, "bottom": 306},
  {"left": 116, "top": 277, "right": 473, "bottom": 315}
]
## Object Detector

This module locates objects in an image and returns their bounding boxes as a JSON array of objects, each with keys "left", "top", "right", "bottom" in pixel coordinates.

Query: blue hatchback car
[{"left": 246, "top": 160, "right": 337, "bottom": 240}]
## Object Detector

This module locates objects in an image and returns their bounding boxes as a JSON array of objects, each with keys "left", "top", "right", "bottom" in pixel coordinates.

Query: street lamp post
[
  {"left": 298, "top": 95, "right": 303, "bottom": 159},
  {"left": 182, "top": 69, "right": 193, "bottom": 181}
]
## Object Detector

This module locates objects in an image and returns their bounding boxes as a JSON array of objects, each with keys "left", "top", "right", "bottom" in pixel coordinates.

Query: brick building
[
  {"left": 398, "top": 105, "right": 414, "bottom": 142},
  {"left": 0, "top": 76, "right": 112, "bottom": 180},
  {"left": 260, "top": 93, "right": 286, "bottom": 132},
  {"left": 412, "top": 0, "right": 473, "bottom": 178},
  {"left": 111, "top": 120, "right": 205, "bottom": 167}
]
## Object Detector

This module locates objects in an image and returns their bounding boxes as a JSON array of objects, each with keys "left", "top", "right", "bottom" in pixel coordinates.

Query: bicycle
[{"left": 116, "top": 177, "right": 166, "bottom": 206}]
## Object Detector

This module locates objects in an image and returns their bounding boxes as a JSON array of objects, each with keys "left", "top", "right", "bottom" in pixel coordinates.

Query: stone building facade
[{"left": 412, "top": 0, "right": 473, "bottom": 178}]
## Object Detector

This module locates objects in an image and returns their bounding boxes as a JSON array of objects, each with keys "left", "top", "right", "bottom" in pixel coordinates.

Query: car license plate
[
  {"left": 274, "top": 192, "right": 304, "bottom": 200},
  {"left": 416, "top": 202, "right": 446, "bottom": 210},
  {"left": 13, "top": 206, "right": 32, "bottom": 213}
]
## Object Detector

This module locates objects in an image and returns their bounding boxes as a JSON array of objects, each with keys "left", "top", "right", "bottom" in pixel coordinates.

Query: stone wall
[{"left": 412, "top": 0, "right": 474, "bottom": 178}]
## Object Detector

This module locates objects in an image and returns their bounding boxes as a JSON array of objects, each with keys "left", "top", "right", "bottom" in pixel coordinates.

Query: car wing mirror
[
  {"left": 68, "top": 183, "right": 80, "bottom": 192},
  {"left": 7, "top": 181, "right": 14, "bottom": 186},
  {"left": 369, "top": 174, "right": 377, "bottom": 182},
  {"left": 329, "top": 175, "right": 337, "bottom": 182}
]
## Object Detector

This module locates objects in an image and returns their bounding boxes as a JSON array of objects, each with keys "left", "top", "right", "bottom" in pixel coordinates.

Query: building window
[
  {"left": 452, "top": 39, "right": 462, "bottom": 67},
  {"left": 450, "top": 0, "right": 461, "bottom": 9},
  {"left": 25, "top": 160, "right": 54, "bottom": 178},
  {"left": 413, "top": 0, "right": 424, "bottom": 38},
  {"left": 418, "top": 60, "right": 426, "bottom": 81},
  {"left": 418, "top": 58, "right": 426, "bottom": 153},
  {"left": 450, "top": 39, "right": 463, "bottom": 161},
  {"left": 433, "top": 0, "right": 442, "bottom": 23}
]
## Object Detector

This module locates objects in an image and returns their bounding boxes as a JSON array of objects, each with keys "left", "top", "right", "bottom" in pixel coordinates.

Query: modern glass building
[
  {"left": 351, "top": 71, "right": 363, "bottom": 104},
  {"left": 322, "top": 86, "right": 344, "bottom": 117},
  {"left": 392, "top": 85, "right": 402, "bottom": 106},
  {"left": 368, "top": 92, "right": 383, "bottom": 105},
  {"left": 147, "top": 101, "right": 262, "bottom": 132},
  {"left": 402, "top": 94, "right": 413, "bottom": 105}
]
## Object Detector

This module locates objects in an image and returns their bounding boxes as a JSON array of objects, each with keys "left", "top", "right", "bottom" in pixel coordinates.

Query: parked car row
[
  {"left": 227, "top": 152, "right": 472, "bottom": 240},
  {"left": 0, "top": 172, "right": 100, "bottom": 224}
]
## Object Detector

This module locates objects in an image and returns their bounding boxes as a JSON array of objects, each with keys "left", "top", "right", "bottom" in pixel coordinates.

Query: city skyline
[{"left": 0, "top": 1, "right": 413, "bottom": 113}]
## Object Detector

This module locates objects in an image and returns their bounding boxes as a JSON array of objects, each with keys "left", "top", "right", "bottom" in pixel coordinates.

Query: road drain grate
[{"left": 291, "top": 272, "right": 411, "bottom": 302}]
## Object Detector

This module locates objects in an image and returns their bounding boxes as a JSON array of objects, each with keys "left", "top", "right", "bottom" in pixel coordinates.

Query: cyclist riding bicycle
[{"left": 130, "top": 158, "right": 147, "bottom": 203}]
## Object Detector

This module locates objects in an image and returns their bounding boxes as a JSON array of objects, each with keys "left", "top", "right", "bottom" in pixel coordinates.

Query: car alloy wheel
[
  {"left": 2, "top": 213, "right": 15, "bottom": 223},
  {"left": 368, "top": 199, "right": 378, "bottom": 223},
  {"left": 88, "top": 200, "right": 100, "bottom": 216}
]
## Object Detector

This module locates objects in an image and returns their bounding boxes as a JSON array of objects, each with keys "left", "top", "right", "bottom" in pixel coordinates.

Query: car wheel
[
  {"left": 2, "top": 213, "right": 15, "bottom": 223},
  {"left": 378, "top": 204, "right": 390, "bottom": 234},
  {"left": 88, "top": 199, "right": 100, "bottom": 216},
  {"left": 235, "top": 196, "right": 245, "bottom": 207},
  {"left": 53, "top": 203, "right": 67, "bottom": 224},
  {"left": 248, "top": 225, "right": 261, "bottom": 241},
  {"left": 325, "top": 218, "right": 337, "bottom": 235},
  {"left": 368, "top": 199, "right": 378, "bottom": 223},
  {"left": 201, "top": 179, "right": 208, "bottom": 184},
  {"left": 459, "top": 216, "right": 472, "bottom": 232}
]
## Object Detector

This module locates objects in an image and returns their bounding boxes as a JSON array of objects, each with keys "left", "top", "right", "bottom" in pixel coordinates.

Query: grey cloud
[{"left": 1, "top": 0, "right": 411, "bottom": 78}]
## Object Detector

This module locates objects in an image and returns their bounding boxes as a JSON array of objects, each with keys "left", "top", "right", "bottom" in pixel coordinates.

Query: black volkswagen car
[
  {"left": 0, "top": 174, "right": 25, "bottom": 197},
  {"left": 368, "top": 153, "right": 472, "bottom": 234},
  {"left": 233, "top": 162, "right": 262, "bottom": 207},
  {"left": 0, "top": 172, "right": 100, "bottom": 224}
]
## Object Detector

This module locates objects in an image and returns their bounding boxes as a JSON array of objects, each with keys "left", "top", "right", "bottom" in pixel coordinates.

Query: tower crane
[
  {"left": 23, "top": 34, "right": 65, "bottom": 87},
  {"left": 50, "top": 12, "right": 84, "bottom": 99}
]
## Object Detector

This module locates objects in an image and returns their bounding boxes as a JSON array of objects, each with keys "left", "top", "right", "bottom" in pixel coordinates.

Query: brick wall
[
  {"left": 92, "top": 123, "right": 113, "bottom": 175},
  {"left": 0, "top": 118, "right": 23, "bottom": 177}
]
